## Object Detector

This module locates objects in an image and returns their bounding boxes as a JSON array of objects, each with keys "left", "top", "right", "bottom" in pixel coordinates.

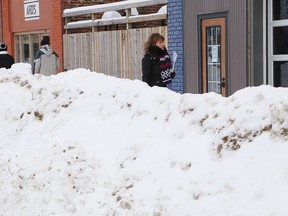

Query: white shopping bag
[{"left": 172, "top": 51, "right": 178, "bottom": 70}]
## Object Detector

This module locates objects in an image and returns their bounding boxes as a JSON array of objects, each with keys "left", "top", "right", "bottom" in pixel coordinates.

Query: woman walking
[{"left": 141, "top": 33, "right": 175, "bottom": 88}]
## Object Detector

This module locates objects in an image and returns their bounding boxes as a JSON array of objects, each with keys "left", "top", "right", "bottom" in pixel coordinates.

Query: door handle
[{"left": 220, "top": 77, "right": 226, "bottom": 87}]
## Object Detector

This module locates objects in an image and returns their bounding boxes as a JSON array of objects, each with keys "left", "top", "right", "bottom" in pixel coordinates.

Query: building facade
[
  {"left": 3, "top": 0, "right": 287, "bottom": 96},
  {"left": 1, "top": 0, "right": 121, "bottom": 72},
  {"left": 1, "top": 0, "right": 164, "bottom": 73},
  {"left": 168, "top": 0, "right": 288, "bottom": 96},
  {"left": 1, "top": 0, "right": 64, "bottom": 71}
]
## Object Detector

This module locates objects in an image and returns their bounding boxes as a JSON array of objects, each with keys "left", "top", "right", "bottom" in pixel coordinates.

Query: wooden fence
[{"left": 63, "top": 26, "right": 167, "bottom": 80}]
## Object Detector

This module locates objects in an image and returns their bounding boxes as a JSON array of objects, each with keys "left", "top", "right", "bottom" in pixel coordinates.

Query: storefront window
[
  {"left": 14, "top": 32, "right": 49, "bottom": 65},
  {"left": 274, "top": 61, "right": 288, "bottom": 87},
  {"left": 273, "top": 0, "right": 288, "bottom": 20}
]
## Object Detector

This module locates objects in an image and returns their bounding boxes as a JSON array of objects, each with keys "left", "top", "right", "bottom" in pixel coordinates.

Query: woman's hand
[{"left": 170, "top": 69, "right": 176, "bottom": 79}]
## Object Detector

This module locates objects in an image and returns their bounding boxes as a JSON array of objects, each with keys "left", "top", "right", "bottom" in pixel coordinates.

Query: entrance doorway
[
  {"left": 14, "top": 32, "right": 49, "bottom": 66},
  {"left": 201, "top": 17, "right": 227, "bottom": 96}
]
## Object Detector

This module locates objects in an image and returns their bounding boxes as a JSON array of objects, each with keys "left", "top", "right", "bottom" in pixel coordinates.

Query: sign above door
[{"left": 24, "top": 0, "right": 40, "bottom": 21}]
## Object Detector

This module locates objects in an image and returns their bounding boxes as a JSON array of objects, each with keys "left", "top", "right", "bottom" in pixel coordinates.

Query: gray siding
[
  {"left": 183, "top": 0, "right": 247, "bottom": 95},
  {"left": 251, "top": 0, "right": 264, "bottom": 86}
]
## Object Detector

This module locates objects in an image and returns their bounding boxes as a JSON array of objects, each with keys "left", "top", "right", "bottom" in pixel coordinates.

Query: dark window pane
[
  {"left": 21, "top": 35, "right": 30, "bottom": 63},
  {"left": 273, "top": 0, "right": 288, "bottom": 20},
  {"left": 273, "top": 27, "right": 288, "bottom": 54},
  {"left": 274, "top": 61, "right": 288, "bottom": 87}
]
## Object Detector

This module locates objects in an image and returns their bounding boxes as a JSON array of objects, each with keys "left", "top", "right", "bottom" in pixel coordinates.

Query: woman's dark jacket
[
  {"left": 0, "top": 51, "right": 14, "bottom": 69},
  {"left": 142, "top": 46, "right": 174, "bottom": 87}
]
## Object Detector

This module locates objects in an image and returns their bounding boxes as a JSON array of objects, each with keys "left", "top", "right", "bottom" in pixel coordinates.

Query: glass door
[
  {"left": 21, "top": 35, "right": 30, "bottom": 63},
  {"left": 201, "top": 17, "right": 226, "bottom": 96}
]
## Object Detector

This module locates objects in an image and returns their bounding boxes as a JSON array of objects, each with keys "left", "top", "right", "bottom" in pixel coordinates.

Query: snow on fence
[{"left": 62, "top": 0, "right": 168, "bottom": 80}]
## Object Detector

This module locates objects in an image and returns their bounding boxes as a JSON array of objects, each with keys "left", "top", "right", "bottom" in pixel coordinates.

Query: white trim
[
  {"left": 271, "top": 55, "right": 288, "bottom": 61},
  {"left": 263, "top": 0, "right": 267, "bottom": 84},
  {"left": 271, "top": 19, "right": 288, "bottom": 27},
  {"left": 267, "top": 0, "right": 273, "bottom": 85}
]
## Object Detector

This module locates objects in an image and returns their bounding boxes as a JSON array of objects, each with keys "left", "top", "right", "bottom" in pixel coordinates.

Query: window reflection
[
  {"left": 273, "top": 27, "right": 288, "bottom": 54},
  {"left": 206, "top": 26, "right": 221, "bottom": 93},
  {"left": 14, "top": 35, "right": 20, "bottom": 63},
  {"left": 273, "top": 0, "right": 288, "bottom": 20},
  {"left": 31, "top": 34, "right": 40, "bottom": 63},
  {"left": 274, "top": 61, "right": 288, "bottom": 87},
  {"left": 21, "top": 35, "right": 30, "bottom": 63}
]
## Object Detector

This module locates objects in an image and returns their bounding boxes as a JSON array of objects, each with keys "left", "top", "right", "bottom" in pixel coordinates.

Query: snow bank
[{"left": 0, "top": 65, "right": 288, "bottom": 215}]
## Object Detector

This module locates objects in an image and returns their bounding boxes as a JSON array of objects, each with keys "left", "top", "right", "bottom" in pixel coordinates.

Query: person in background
[
  {"left": 141, "top": 33, "right": 175, "bottom": 88},
  {"left": 0, "top": 43, "right": 15, "bottom": 69},
  {"left": 33, "top": 37, "right": 60, "bottom": 75}
]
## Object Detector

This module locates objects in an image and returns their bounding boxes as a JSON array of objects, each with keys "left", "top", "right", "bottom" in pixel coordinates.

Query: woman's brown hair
[{"left": 144, "top": 33, "right": 165, "bottom": 53}]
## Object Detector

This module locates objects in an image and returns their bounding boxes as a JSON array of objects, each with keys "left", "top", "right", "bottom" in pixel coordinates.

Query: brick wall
[
  {"left": 52, "top": 0, "right": 65, "bottom": 72},
  {"left": 64, "top": 0, "right": 162, "bottom": 14},
  {"left": 64, "top": 0, "right": 119, "bottom": 21},
  {"left": 64, "top": 0, "right": 165, "bottom": 32},
  {"left": 1, "top": 0, "right": 13, "bottom": 55},
  {"left": 0, "top": 1, "right": 2, "bottom": 42},
  {"left": 65, "top": 0, "right": 119, "bottom": 8},
  {"left": 168, "top": 0, "right": 183, "bottom": 93}
]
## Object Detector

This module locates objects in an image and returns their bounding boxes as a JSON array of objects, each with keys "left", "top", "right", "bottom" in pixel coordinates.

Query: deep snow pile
[{"left": 0, "top": 64, "right": 288, "bottom": 216}]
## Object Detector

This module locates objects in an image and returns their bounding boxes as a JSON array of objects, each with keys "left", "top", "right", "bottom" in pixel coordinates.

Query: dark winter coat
[
  {"left": 33, "top": 45, "right": 60, "bottom": 76},
  {"left": 0, "top": 51, "right": 14, "bottom": 69},
  {"left": 142, "top": 46, "right": 174, "bottom": 87}
]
